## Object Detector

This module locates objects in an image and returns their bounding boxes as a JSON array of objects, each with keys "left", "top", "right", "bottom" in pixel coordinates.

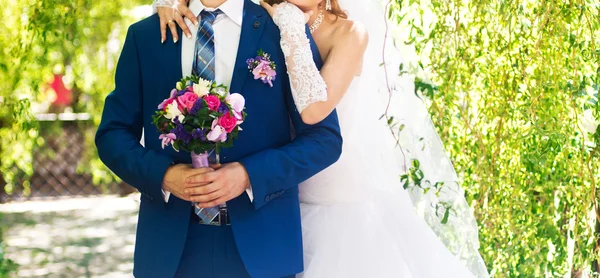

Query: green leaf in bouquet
[
  {"left": 186, "top": 140, "right": 198, "bottom": 150},
  {"left": 232, "top": 128, "right": 241, "bottom": 139},
  {"left": 196, "top": 110, "right": 214, "bottom": 122},
  {"left": 218, "top": 139, "right": 234, "bottom": 149},
  {"left": 180, "top": 75, "right": 200, "bottom": 87}
]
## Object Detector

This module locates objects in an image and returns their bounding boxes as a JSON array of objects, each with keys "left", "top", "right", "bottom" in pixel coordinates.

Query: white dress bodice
[{"left": 299, "top": 77, "right": 402, "bottom": 204}]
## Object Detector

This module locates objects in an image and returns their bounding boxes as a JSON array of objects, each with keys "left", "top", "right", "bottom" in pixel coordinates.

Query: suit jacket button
[{"left": 253, "top": 21, "right": 260, "bottom": 28}]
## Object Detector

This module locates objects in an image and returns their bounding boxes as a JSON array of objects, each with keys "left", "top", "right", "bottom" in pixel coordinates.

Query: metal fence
[{"left": 0, "top": 114, "right": 134, "bottom": 203}]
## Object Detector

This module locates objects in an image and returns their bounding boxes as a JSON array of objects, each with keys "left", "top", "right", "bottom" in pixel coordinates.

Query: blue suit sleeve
[
  {"left": 95, "top": 26, "right": 173, "bottom": 202},
  {"left": 239, "top": 60, "right": 342, "bottom": 210}
]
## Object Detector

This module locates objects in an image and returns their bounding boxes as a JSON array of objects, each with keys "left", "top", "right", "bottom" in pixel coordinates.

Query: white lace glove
[
  {"left": 152, "top": 0, "right": 179, "bottom": 14},
  {"left": 273, "top": 3, "right": 328, "bottom": 113}
]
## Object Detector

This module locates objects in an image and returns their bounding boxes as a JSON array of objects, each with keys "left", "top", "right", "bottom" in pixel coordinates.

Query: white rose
[
  {"left": 193, "top": 83, "right": 209, "bottom": 98},
  {"left": 164, "top": 101, "right": 184, "bottom": 123},
  {"left": 214, "top": 87, "right": 228, "bottom": 97},
  {"left": 193, "top": 78, "right": 212, "bottom": 97},
  {"left": 579, "top": 109, "right": 599, "bottom": 134}
]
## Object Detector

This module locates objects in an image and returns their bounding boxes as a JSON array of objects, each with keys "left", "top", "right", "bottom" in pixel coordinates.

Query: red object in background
[{"left": 49, "top": 74, "right": 72, "bottom": 106}]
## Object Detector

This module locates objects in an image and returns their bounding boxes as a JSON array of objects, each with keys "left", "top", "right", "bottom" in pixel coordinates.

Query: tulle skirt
[{"left": 297, "top": 189, "right": 476, "bottom": 278}]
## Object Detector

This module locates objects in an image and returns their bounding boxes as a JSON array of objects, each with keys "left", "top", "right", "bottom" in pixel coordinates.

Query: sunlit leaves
[
  {"left": 0, "top": 0, "right": 149, "bottom": 191},
  {"left": 390, "top": 0, "right": 600, "bottom": 276}
]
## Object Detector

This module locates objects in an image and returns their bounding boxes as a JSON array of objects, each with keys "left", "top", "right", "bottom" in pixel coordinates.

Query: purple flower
[
  {"left": 226, "top": 93, "right": 245, "bottom": 113},
  {"left": 191, "top": 128, "right": 206, "bottom": 140},
  {"left": 207, "top": 119, "right": 227, "bottom": 143},
  {"left": 252, "top": 60, "right": 277, "bottom": 87},
  {"left": 171, "top": 124, "right": 192, "bottom": 144},
  {"left": 177, "top": 90, "right": 187, "bottom": 96},
  {"left": 189, "top": 99, "right": 205, "bottom": 115},
  {"left": 248, "top": 51, "right": 277, "bottom": 87},
  {"left": 218, "top": 103, "right": 229, "bottom": 114},
  {"left": 159, "top": 133, "right": 176, "bottom": 149}
]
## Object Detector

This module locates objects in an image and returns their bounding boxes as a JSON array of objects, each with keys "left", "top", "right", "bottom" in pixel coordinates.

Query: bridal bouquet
[{"left": 152, "top": 75, "right": 246, "bottom": 168}]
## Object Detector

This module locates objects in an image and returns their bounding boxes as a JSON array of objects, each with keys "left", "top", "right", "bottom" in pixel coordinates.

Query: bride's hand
[
  {"left": 156, "top": 0, "right": 197, "bottom": 43},
  {"left": 259, "top": 1, "right": 312, "bottom": 24}
]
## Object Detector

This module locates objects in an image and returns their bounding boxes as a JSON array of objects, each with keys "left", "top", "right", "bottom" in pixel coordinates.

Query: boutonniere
[{"left": 246, "top": 50, "right": 277, "bottom": 87}]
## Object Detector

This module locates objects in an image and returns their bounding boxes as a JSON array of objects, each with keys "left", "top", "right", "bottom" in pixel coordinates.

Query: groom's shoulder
[
  {"left": 127, "top": 14, "right": 161, "bottom": 40},
  {"left": 245, "top": 1, "right": 278, "bottom": 35}
]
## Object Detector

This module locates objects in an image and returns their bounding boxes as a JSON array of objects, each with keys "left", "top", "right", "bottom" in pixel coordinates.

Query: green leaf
[{"left": 441, "top": 208, "right": 450, "bottom": 224}]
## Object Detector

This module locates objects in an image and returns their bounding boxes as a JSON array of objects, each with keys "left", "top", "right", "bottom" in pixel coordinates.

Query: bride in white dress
[
  {"left": 260, "top": 0, "right": 490, "bottom": 277},
  {"left": 155, "top": 0, "right": 490, "bottom": 276}
]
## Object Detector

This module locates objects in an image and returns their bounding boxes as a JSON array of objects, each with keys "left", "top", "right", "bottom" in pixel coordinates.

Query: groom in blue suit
[{"left": 95, "top": 0, "right": 342, "bottom": 277}]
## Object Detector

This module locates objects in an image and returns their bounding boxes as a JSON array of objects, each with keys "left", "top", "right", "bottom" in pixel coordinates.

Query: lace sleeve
[
  {"left": 152, "top": 0, "right": 178, "bottom": 14},
  {"left": 273, "top": 3, "right": 328, "bottom": 113}
]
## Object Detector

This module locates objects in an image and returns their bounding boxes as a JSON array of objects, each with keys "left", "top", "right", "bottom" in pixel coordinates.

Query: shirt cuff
[
  {"left": 161, "top": 189, "right": 171, "bottom": 203},
  {"left": 246, "top": 185, "right": 254, "bottom": 202}
]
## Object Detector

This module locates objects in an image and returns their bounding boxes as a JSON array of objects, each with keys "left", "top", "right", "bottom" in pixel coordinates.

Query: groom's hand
[
  {"left": 163, "top": 164, "right": 214, "bottom": 201},
  {"left": 185, "top": 162, "right": 250, "bottom": 208}
]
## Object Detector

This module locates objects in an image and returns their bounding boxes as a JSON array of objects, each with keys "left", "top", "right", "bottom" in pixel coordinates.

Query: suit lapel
[
  {"left": 160, "top": 27, "right": 183, "bottom": 85},
  {"left": 230, "top": 0, "right": 267, "bottom": 94},
  {"left": 157, "top": 28, "right": 187, "bottom": 161}
]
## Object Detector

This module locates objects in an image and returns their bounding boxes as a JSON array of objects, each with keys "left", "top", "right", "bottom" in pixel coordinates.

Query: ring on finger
[{"left": 167, "top": 19, "right": 175, "bottom": 25}]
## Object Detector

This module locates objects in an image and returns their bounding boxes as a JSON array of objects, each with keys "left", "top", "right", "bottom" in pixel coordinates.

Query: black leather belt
[{"left": 190, "top": 207, "right": 231, "bottom": 226}]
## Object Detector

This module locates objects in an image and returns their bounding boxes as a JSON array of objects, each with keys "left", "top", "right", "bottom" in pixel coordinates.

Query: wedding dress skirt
[{"left": 297, "top": 78, "right": 476, "bottom": 278}]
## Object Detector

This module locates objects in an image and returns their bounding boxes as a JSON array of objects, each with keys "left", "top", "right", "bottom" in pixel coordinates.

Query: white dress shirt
[{"left": 162, "top": 0, "right": 254, "bottom": 203}]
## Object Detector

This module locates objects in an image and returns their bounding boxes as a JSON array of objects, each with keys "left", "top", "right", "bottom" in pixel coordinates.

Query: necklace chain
[{"left": 309, "top": 10, "right": 324, "bottom": 34}]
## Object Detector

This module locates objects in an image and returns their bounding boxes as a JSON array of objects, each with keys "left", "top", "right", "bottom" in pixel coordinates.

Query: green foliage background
[
  {"left": 0, "top": 0, "right": 599, "bottom": 276},
  {"left": 0, "top": 0, "right": 148, "bottom": 194},
  {"left": 390, "top": 0, "right": 600, "bottom": 276},
  {"left": 0, "top": 0, "right": 147, "bottom": 275}
]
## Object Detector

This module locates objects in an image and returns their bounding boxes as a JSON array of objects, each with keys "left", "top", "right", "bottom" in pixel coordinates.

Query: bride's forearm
[
  {"left": 274, "top": 4, "right": 329, "bottom": 116},
  {"left": 295, "top": 42, "right": 368, "bottom": 124},
  {"left": 282, "top": 32, "right": 330, "bottom": 123},
  {"left": 300, "top": 101, "right": 337, "bottom": 125},
  {"left": 273, "top": 4, "right": 368, "bottom": 125}
]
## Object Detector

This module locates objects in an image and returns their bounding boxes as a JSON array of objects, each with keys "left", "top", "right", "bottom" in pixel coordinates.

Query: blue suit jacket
[{"left": 95, "top": 1, "right": 342, "bottom": 277}]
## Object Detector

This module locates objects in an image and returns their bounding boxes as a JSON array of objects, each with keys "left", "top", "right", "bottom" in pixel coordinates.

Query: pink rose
[
  {"left": 177, "top": 92, "right": 199, "bottom": 112},
  {"left": 218, "top": 113, "right": 238, "bottom": 133},
  {"left": 161, "top": 98, "right": 177, "bottom": 112},
  {"left": 204, "top": 95, "right": 221, "bottom": 111},
  {"left": 252, "top": 60, "right": 276, "bottom": 87}
]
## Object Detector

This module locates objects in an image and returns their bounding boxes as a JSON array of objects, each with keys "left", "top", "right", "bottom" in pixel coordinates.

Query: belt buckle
[{"left": 207, "top": 207, "right": 229, "bottom": 226}]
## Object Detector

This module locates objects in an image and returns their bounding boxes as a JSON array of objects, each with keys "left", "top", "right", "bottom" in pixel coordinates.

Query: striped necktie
[
  {"left": 193, "top": 9, "right": 223, "bottom": 224},
  {"left": 192, "top": 9, "right": 223, "bottom": 81}
]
